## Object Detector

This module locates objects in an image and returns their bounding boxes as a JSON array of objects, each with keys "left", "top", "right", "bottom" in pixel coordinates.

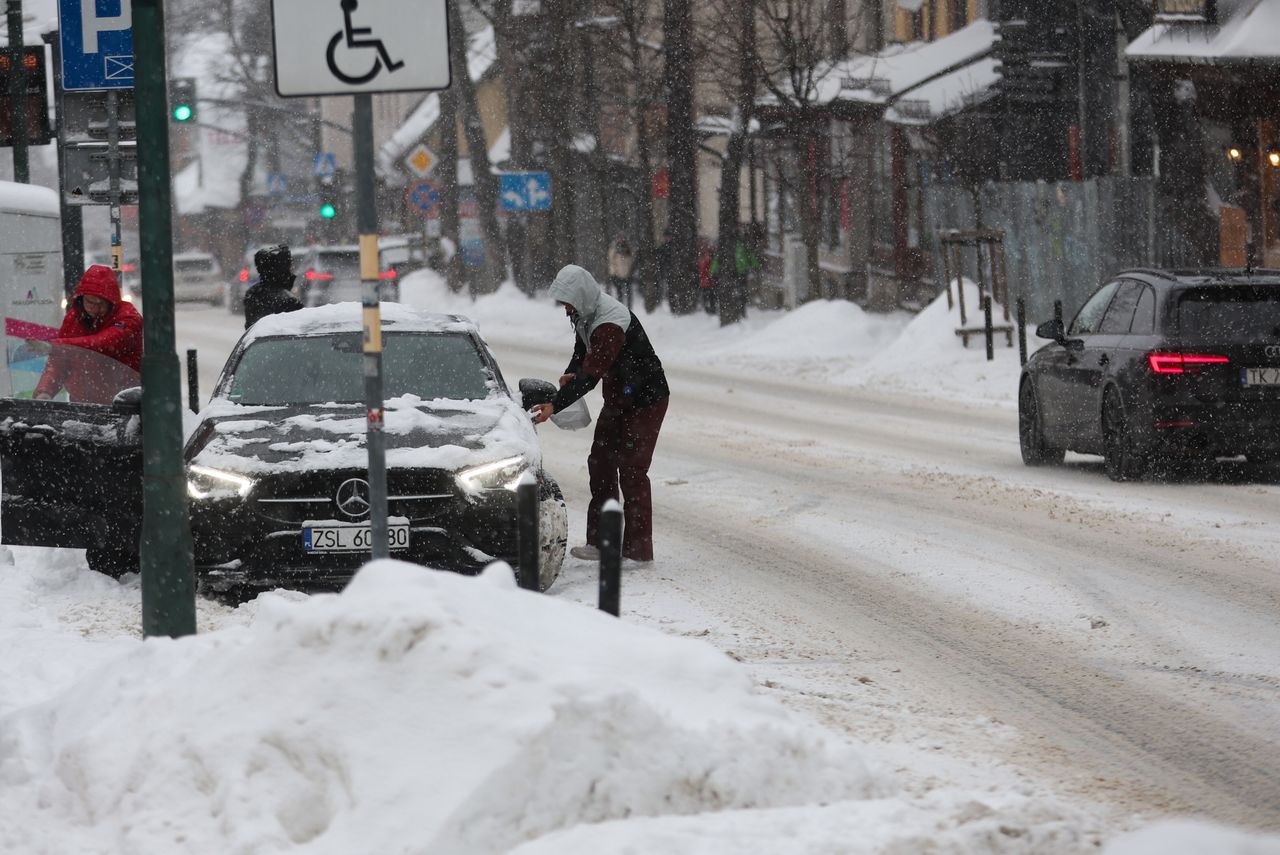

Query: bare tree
[
  {"left": 449, "top": 1, "right": 505, "bottom": 293},
  {"left": 437, "top": 82, "right": 465, "bottom": 293},
  {"left": 663, "top": 0, "right": 699, "bottom": 314},
  {"left": 592, "top": 0, "right": 666, "bottom": 310},
  {"left": 752, "top": 0, "right": 848, "bottom": 303}
]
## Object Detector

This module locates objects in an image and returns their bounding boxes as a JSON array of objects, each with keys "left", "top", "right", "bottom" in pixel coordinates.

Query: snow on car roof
[{"left": 244, "top": 302, "right": 478, "bottom": 343}]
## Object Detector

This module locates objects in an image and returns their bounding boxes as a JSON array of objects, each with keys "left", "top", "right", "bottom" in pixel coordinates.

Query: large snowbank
[{"left": 0, "top": 559, "right": 877, "bottom": 854}]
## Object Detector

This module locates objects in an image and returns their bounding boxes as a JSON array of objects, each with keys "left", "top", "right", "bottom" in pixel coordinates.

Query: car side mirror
[
  {"left": 518, "top": 378, "right": 557, "bottom": 410},
  {"left": 1035, "top": 319, "right": 1064, "bottom": 341},
  {"left": 111, "top": 386, "right": 143, "bottom": 413}
]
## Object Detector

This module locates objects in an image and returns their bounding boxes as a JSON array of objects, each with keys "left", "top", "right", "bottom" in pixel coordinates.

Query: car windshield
[
  {"left": 315, "top": 251, "right": 360, "bottom": 278},
  {"left": 1177, "top": 287, "right": 1280, "bottom": 343},
  {"left": 225, "top": 331, "right": 493, "bottom": 405}
]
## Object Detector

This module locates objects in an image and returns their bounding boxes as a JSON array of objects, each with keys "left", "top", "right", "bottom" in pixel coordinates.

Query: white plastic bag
[{"left": 550, "top": 397, "right": 592, "bottom": 430}]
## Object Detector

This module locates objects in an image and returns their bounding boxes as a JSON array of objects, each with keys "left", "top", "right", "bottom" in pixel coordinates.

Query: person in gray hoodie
[{"left": 531, "top": 264, "right": 670, "bottom": 563}]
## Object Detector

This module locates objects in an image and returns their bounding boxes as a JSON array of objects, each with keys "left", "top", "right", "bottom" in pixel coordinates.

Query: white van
[{"left": 0, "top": 182, "right": 64, "bottom": 399}]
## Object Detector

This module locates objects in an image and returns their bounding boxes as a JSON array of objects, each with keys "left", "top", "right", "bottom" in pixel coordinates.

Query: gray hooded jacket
[{"left": 548, "top": 265, "right": 631, "bottom": 345}]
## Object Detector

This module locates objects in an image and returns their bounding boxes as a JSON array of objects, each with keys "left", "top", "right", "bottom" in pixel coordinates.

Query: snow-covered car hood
[{"left": 187, "top": 394, "right": 540, "bottom": 475}]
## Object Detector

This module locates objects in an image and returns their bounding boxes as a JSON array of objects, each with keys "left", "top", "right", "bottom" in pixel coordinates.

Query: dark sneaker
[{"left": 569, "top": 545, "right": 600, "bottom": 561}]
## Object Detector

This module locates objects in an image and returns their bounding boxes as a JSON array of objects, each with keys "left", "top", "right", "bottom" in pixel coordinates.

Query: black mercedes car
[
  {"left": 186, "top": 304, "right": 566, "bottom": 594},
  {"left": 0, "top": 305, "right": 567, "bottom": 592},
  {"left": 1019, "top": 268, "right": 1280, "bottom": 480}
]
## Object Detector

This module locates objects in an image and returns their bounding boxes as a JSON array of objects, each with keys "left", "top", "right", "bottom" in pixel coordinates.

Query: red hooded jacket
[{"left": 34, "top": 265, "right": 144, "bottom": 403}]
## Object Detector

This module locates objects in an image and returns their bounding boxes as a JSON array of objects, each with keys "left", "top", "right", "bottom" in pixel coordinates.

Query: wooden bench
[{"left": 955, "top": 325, "right": 1014, "bottom": 348}]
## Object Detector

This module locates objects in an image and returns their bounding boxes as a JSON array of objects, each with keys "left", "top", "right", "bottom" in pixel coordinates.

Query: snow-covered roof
[
  {"left": 1127, "top": 0, "right": 1280, "bottom": 63},
  {"left": 0, "top": 180, "right": 59, "bottom": 216},
  {"left": 884, "top": 56, "right": 1001, "bottom": 125},
  {"left": 244, "top": 302, "right": 477, "bottom": 343},
  {"left": 377, "top": 25, "right": 498, "bottom": 175},
  {"left": 820, "top": 18, "right": 998, "bottom": 108}
]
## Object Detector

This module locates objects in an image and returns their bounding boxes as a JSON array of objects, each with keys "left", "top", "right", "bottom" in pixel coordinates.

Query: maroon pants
[{"left": 585, "top": 397, "right": 669, "bottom": 561}]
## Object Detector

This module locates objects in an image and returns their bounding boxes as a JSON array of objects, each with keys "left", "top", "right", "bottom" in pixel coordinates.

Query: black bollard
[
  {"left": 983, "top": 295, "right": 994, "bottom": 361},
  {"left": 1016, "top": 297, "right": 1027, "bottom": 366},
  {"left": 186, "top": 349, "right": 199, "bottom": 413},
  {"left": 598, "top": 499, "right": 622, "bottom": 616},
  {"left": 515, "top": 473, "right": 539, "bottom": 591}
]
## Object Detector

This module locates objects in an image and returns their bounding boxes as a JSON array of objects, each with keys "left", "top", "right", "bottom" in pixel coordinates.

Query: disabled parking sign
[{"left": 271, "top": 0, "right": 451, "bottom": 97}]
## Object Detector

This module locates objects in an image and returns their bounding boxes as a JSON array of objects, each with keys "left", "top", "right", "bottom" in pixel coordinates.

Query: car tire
[
  {"left": 1102, "top": 388, "right": 1146, "bottom": 482},
  {"left": 1019, "top": 380, "right": 1065, "bottom": 466},
  {"left": 86, "top": 547, "right": 138, "bottom": 580},
  {"left": 536, "top": 476, "right": 568, "bottom": 592}
]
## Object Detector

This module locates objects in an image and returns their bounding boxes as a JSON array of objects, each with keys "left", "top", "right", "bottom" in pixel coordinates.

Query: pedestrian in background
[
  {"left": 530, "top": 264, "right": 670, "bottom": 564},
  {"left": 606, "top": 235, "right": 635, "bottom": 310},
  {"left": 697, "top": 239, "right": 716, "bottom": 314},
  {"left": 244, "top": 244, "right": 303, "bottom": 328}
]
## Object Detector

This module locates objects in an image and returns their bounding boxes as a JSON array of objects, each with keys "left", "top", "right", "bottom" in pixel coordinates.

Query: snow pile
[
  {"left": 0, "top": 560, "right": 878, "bottom": 855},
  {"left": 843, "top": 278, "right": 1032, "bottom": 405}
]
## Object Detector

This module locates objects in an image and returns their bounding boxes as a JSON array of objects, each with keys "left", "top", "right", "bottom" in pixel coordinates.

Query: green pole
[{"left": 133, "top": 0, "right": 196, "bottom": 637}]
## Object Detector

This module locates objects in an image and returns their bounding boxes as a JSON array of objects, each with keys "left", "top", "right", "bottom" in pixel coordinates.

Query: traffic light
[
  {"left": 170, "top": 77, "right": 196, "bottom": 123},
  {"left": 319, "top": 201, "right": 337, "bottom": 219}
]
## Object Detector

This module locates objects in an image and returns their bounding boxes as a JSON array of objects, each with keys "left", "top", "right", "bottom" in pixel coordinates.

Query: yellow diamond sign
[{"left": 405, "top": 143, "right": 436, "bottom": 178}]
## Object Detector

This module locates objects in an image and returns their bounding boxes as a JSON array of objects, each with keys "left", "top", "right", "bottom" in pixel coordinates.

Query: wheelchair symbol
[{"left": 326, "top": 0, "right": 405, "bottom": 86}]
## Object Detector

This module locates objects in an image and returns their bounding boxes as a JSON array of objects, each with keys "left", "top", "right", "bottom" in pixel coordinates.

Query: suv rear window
[
  {"left": 1177, "top": 287, "right": 1280, "bottom": 343},
  {"left": 314, "top": 251, "right": 360, "bottom": 279},
  {"left": 175, "top": 258, "right": 217, "bottom": 274}
]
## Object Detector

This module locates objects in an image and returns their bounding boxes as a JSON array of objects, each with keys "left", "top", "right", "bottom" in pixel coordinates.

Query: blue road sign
[
  {"left": 312, "top": 152, "right": 337, "bottom": 179},
  {"left": 499, "top": 172, "right": 552, "bottom": 212},
  {"left": 59, "top": 0, "right": 134, "bottom": 90},
  {"left": 267, "top": 173, "right": 289, "bottom": 197},
  {"left": 405, "top": 180, "right": 440, "bottom": 218}
]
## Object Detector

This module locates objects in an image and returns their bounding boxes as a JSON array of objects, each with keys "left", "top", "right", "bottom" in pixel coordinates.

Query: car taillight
[
  {"left": 1146, "top": 352, "right": 1230, "bottom": 374},
  {"left": 239, "top": 268, "right": 249, "bottom": 282},
  {"left": 305, "top": 270, "right": 333, "bottom": 281},
  {"left": 379, "top": 269, "right": 397, "bottom": 280}
]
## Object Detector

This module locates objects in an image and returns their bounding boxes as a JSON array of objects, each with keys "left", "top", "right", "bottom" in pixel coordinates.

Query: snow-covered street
[{"left": 2, "top": 270, "right": 1279, "bottom": 853}]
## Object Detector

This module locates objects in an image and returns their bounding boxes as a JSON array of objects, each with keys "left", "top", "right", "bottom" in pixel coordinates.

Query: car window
[
  {"left": 1098, "top": 281, "right": 1143, "bottom": 334},
  {"left": 1130, "top": 285, "right": 1155, "bottom": 334},
  {"left": 314, "top": 250, "right": 360, "bottom": 279},
  {"left": 226, "top": 332, "right": 493, "bottom": 405},
  {"left": 1068, "top": 281, "right": 1120, "bottom": 336},
  {"left": 1176, "top": 287, "right": 1280, "bottom": 343}
]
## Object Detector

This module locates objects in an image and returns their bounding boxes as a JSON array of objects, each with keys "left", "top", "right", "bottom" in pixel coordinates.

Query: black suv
[{"left": 1020, "top": 269, "right": 1280, "bottom": 480}]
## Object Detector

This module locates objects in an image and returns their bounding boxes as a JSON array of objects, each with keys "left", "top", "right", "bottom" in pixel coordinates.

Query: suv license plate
[
  {"left": 303, "top": 522, "right": 410, "bottom": 553},
  {"left": 1242, "top": 367, "right": 1280, "bottom": 387}
]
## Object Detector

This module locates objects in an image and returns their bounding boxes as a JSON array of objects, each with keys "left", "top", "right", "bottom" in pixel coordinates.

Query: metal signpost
[
  {"left": 56, "top": 0, "right": 194, "bottom": 635},
  {"left": 272, "top": 0, "right": 450, "bottom": 559}
]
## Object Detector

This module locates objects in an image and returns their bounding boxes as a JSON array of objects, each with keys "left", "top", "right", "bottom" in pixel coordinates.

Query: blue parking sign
[{"left": 59, "top": 0, "right": 134, "bottom": 90}]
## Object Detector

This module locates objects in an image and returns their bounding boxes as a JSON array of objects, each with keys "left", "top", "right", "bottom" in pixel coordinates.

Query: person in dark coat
[
  {"left": 30, "top": 264, "right": 143, "bottom": 404},
  {"left": 244, "top": 244, "right": 303, "bottom": 328},
  {"left": 530, "top": 264, "right": 670, "bottom": 563}
]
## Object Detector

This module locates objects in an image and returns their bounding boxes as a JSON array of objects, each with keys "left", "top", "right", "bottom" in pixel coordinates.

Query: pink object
[{"left": 6, "top": 317, "right": 60, "bottom": 341}]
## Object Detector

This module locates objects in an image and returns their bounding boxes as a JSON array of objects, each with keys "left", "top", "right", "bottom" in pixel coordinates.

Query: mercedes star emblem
[{"left": 335, "top": 477, "right": 372, "bottom": 519}]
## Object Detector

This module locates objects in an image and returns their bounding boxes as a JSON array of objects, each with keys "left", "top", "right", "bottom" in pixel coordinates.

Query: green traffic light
[
  {"left": 173, "top": 104, "right": 193, "bottom": 122},
  {"left": 320, "top": 203, "right": 337, "bottom": 219}
]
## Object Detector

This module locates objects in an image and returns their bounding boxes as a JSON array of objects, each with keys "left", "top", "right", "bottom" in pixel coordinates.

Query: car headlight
[
  {"left": 456, "top": 456, "right": 528, "bottom": 493},
  {"left": 187, "top": 464, "right": 254, "bottom": 500}
]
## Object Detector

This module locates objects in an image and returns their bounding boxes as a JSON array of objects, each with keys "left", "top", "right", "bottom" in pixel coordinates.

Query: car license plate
[
  {"left": 303, "top": 520, "right": 410, "bottom": 552},
  {"left": 1242, "top": 367, "right": 1280, "bottom": 387}
]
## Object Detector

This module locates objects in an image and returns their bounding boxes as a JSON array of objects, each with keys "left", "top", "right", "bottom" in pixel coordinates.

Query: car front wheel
[
  {"left": 1019, "top": 380, "right": 1064, "bottom": 466},
  {"left": 1102, "top": 388, "right": 1146, "bottom": 482}
]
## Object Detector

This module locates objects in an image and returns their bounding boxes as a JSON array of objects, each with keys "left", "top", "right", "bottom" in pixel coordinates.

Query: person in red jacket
[{"left": 30, "top": 265, "right": 143, "bottom": 404}]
